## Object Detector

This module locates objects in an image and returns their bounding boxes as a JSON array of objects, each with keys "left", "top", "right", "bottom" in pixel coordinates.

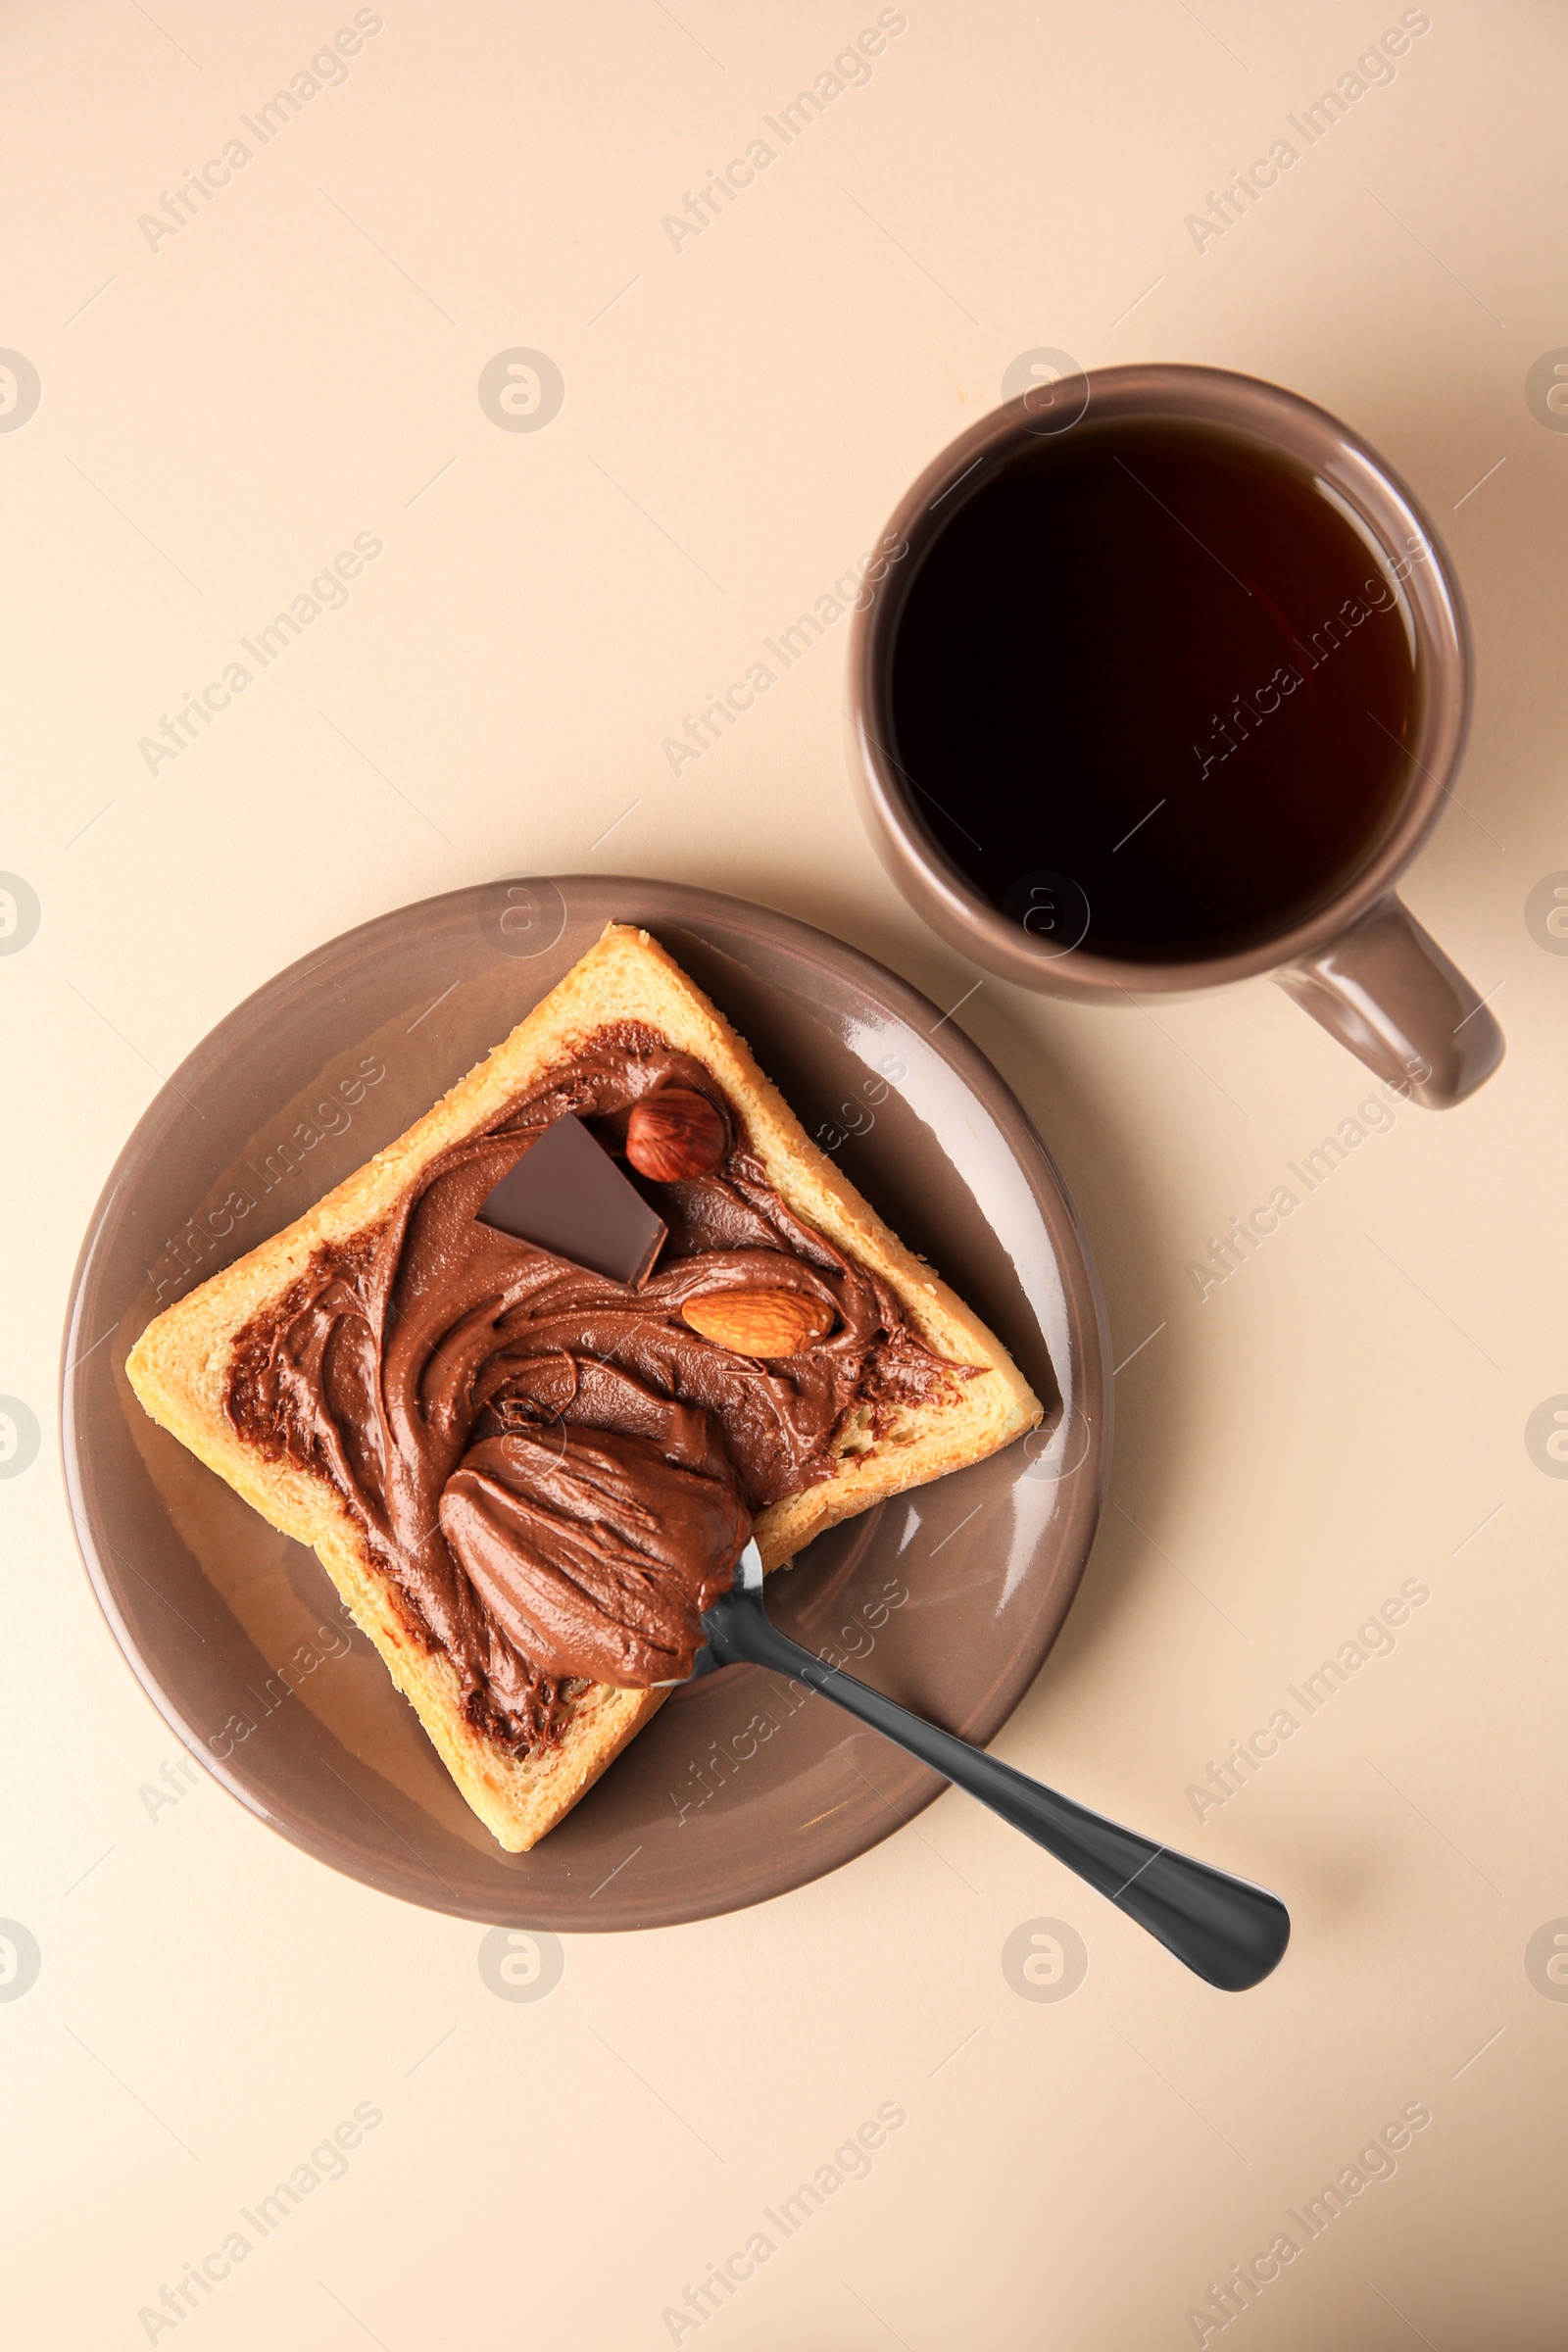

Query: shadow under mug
[{"left": 849, "top": 363, "right": 1504, "bottom": 1110}]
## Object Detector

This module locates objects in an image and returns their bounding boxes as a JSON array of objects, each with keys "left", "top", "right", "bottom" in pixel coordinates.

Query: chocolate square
[{"left": 477, "top": 1113, "right": 666, "bottom": 1287}]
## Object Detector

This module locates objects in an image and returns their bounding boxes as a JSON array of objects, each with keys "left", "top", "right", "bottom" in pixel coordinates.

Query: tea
[{"left": 882, "top": 416, "right": 1422, "bottom": 962}]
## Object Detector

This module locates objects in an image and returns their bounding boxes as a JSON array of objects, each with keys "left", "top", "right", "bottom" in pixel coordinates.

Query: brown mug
[{"left": 849, "top": 363, "right": 1503, "bottom": 1109}]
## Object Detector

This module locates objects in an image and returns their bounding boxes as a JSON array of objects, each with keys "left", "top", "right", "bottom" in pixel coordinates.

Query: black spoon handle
[{"left": 703, "top": 1588, "right": 1289, "bottom": 1992}]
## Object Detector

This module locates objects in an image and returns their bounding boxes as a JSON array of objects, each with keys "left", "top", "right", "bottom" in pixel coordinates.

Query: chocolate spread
[{"left": 225, "top": 1024, "right": 951, "bottom": 1753}]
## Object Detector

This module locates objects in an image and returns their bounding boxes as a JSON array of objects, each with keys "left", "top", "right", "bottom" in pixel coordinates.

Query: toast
[{"left": 126, "top": 923, "right": 1042, "bottom": 1849}]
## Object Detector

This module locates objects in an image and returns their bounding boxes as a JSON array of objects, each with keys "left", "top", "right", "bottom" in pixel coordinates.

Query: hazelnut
[{"left": 625, "top": 1087, "right": 726, "bottom": 1182}]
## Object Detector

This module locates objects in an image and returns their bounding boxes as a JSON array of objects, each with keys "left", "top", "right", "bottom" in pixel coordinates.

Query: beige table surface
[{"left": 4, "top": 4, "right": 1565, "bottom": 2346}]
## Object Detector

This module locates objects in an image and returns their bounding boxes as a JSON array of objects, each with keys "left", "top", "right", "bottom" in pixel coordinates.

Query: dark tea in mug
[{"left": 882, "top": 416, "right": 1424, "bottom": 962}]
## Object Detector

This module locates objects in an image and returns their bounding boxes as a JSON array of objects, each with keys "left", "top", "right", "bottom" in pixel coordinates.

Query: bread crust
[{"left": 126, "top": 923, "right": 1042, "bottom": 1849}]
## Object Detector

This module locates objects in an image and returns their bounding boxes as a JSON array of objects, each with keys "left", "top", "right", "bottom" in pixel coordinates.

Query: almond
[
  {"left": 625, "top": 1087, "right": 726, "bottom": 1182},
  {"left": 681, "top": 1289, "right": 833, "bottom": 1357}
]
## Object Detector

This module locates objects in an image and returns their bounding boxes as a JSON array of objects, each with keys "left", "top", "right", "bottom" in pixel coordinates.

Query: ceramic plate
[{"left": 61, "top": 879, "right": 1108, "bottom": 1929}]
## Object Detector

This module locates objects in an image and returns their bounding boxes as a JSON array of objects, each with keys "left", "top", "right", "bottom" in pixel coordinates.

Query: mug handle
[{"left": 1275, "top": 892, "right": 1503, "bottom": 1109}]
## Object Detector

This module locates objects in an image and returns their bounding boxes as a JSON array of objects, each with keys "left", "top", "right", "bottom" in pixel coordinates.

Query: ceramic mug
[{"left": 849, "top": 363, "right": 1503, "bottom": 1109}]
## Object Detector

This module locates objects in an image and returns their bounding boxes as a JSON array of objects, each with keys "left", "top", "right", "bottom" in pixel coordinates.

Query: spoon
[{"left": 677, "top": 1544, "right": 1290, "bottom": 1991}]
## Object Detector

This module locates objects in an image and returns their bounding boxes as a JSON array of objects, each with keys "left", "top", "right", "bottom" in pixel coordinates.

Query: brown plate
[{"left": 60, "top": 879, "right": 1109, "bottom": 1930}]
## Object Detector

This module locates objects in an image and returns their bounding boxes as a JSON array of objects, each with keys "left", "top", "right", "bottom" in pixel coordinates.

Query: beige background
[{"left": 3, "top": 2, "right": 1565, "bottom": 2345}]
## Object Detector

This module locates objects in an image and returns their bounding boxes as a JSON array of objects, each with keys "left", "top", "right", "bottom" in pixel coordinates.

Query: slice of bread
[{"left": 126, "top": 923, "right": 1042, "bottom": 1849}]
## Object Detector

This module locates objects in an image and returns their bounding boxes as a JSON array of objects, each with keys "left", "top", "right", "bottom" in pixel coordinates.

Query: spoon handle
[{"left": 703, "top": 1587, "right": 1289, "bottom": 1992}]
